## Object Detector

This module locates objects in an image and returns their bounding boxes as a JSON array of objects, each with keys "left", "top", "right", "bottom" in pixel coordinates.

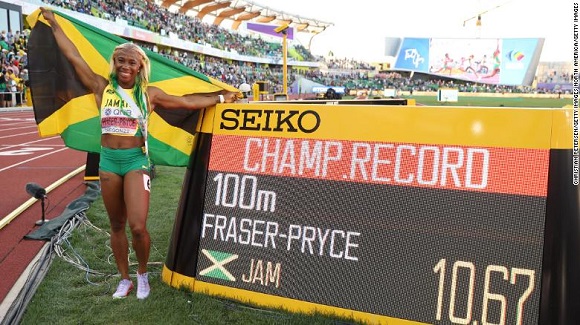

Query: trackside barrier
[
  {"left": 162, "top": 103, "right": 579, "bottom": 325},
  {"left": 0, "top": 91, "right": 25, "bottom": 107}
]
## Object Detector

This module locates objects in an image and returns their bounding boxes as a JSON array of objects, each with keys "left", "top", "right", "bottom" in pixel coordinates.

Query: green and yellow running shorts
[{"left": 99, "top": 146, "right": 150, "bottom": 176}]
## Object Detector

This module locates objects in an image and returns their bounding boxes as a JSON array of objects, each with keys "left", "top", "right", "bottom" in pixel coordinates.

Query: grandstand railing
[{"left": 0, "top": 92, "right": 26, "bottom": 107}]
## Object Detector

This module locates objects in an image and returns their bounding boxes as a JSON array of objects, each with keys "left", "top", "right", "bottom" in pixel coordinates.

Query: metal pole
[
  {"left": 283, "top": 31, "right": 288, "bottom": 96},
  {"left": 35, "top": 197, "right": 48, "bottom": 226}
]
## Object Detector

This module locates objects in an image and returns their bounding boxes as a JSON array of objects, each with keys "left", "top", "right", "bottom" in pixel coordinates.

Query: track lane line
[
  {"left": 0, "top": 126, "right": 41, "bottom": 132},
  {"left": 0, "top": 137, "right": 64, "bottom": 151},
  {"left": 0, "top": 147, "right": 70, "bottom": 173},
  {"left": 0, "top": 165, "right": 86, "bottom": 230},
  {"left": 0, "top": 132, "right": 45, "bottom": 139}
]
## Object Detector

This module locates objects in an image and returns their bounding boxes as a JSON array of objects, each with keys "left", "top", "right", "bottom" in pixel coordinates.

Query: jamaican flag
[{"left": 27, "top": 9, "right": 238, "bottom": 167}]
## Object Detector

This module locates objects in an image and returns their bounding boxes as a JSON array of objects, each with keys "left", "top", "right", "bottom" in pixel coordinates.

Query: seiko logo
[{"left": 220, "top": 109, "right": 321, "bottom": 133}]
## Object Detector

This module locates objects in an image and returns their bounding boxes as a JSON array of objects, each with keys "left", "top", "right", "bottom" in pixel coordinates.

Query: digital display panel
[
  {"left": 192, "top": 104, "right": 552, "bottom": 324},
  {"left": 393, "top": 37, "right": 543, "bottom": 86}
]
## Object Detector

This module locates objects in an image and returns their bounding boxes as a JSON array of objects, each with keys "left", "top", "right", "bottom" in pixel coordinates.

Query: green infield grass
[{"left": 407, "top": 94, "right": 570, "bottom": 108}]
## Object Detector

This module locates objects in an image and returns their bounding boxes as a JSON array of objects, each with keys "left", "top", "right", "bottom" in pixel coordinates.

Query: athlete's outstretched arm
[
  {"left": 40, "top": 7, "right": 107, "bottom": 95},
  {"left": 147, "top": 86, "right": 239, "bottom": 111}
]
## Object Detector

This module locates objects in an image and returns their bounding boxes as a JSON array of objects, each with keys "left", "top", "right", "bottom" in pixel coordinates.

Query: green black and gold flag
[{"left": 27, "top": 9, "right": 238, "bottom": 166}]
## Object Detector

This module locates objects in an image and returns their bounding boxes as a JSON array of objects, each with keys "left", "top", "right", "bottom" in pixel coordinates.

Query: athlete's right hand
[{"left": 40, "top": 7, "right": 57, "bottom": 25}]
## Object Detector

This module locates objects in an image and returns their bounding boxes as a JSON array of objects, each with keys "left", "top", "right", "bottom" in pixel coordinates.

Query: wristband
[{"left": 218, "top": 94, "right": 225, "bottom": 103}]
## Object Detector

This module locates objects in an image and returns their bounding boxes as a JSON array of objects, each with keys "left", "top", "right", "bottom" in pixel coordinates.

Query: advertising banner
[
  {"left": 394, "top": 37, "right": 543, "bottom": 86},
  {"left": 247, "top": 22, "right": 294, "bottom": 40},
  {"left": 394, "top": 38, "right": 430, "bottom": 72}
]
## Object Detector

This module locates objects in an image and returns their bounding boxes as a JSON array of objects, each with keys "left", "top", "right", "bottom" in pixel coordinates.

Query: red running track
[{"left": 0, "top": 109, "right": 90, "bottom": 312}]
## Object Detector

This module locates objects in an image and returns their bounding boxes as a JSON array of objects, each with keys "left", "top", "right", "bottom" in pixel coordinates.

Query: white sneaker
[
  {"left": 136, "top": 272, "right": 150, "bottom": 300},
  {"left": 112, "top": 279, "right": 133, "bottom": 299}
]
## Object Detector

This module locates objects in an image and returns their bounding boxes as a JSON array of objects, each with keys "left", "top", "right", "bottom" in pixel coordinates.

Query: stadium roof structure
[{"left": 157, "top": 0, "right": 333, "bottom": 34}]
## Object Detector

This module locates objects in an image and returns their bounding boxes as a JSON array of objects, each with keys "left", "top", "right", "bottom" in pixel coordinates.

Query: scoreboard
[{"left": 163, "top": 103, "right": 579, "bottom": 324}]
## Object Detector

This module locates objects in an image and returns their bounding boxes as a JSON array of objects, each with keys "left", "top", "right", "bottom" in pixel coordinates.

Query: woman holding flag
[{"left": 40, "top": 7, "right": 238, "bottom": 300}]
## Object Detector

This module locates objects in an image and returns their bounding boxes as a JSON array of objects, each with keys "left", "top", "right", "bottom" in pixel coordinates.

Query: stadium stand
[{"left": 0, "top": 0, "right": 572, "bottom": 103}]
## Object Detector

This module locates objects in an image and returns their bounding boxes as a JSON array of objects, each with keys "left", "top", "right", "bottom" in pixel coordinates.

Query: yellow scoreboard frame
[{"left": 162, "top": 102, "right": 578, "bottom": 325}]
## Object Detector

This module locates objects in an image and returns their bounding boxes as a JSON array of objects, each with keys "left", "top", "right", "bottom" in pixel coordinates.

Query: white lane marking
[
  {"left": 0, "top": 117, "right": 35, "bottom": 122},
  {"left": 0, "top": 126, "right": 39, "bottom": 131},
  {"left": 0, "top": 147, "right": 70, "bottom": 173},
  {"left": 0, "top": 147, "right": 55, "bottom": 156},
  {"left": 0, "top": 137, "right": 62, "bottom": 149},
  {"left": 0, "top": 131, "right": 43, "bottom": 139}
]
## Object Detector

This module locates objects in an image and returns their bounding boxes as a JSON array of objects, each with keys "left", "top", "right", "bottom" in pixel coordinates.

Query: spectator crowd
[{"left": 0, "top": 29, "right": 28, "bottom": 107}]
